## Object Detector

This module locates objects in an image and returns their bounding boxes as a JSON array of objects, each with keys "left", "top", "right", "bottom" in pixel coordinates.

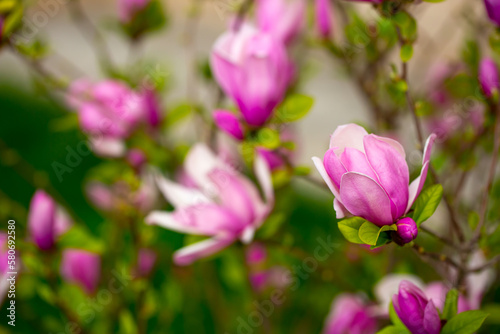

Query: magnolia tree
[{"left": 1, "top": 0, "right": 500, "bottom": 333}]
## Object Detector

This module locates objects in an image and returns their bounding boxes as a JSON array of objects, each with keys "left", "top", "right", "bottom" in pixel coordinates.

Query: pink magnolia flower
[
  {"left": 211, "top": 23, "right": 291, "bottom": 127},
  {"left": 256, "top": 0, "right": 305, "bottom": 45},
  {"left": 479, "top": 57, "right": 499, "bottom": 98},
  {"left": 323, "top": 294, "right": 377, "bottom": 334},
  {"left": 61, "top": 249, "right": 101, "bottom": 295},
  {"left": 315, "top": 0, "right": 333, "bottom": 39},
  {"left": 393, "top": 281, "right": 441, "bottom": 334},
  {"left": 312, "top": 124, "right": 436, "bottom": 226},
  {"left": 133, "top": 248, "right": 157, "bottom": 277},
  {"left": 485, "top": 0, "right": 500, "bottom": 26},
  {"left": 213, "top": 110, "right": 246, "bottom": 140},
  {"left": 146, "top": 144, "right": 274, "bottom": 266},
  {"left": 28, "top": 190, "right": 72, "bottom": 251},
  {"left": 118, "top": 0, "right": 150, "bottom": 23}
]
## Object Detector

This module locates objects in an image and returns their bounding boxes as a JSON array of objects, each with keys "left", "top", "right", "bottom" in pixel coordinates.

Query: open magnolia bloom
[
  {"left": 146, "top": 144, "right": 274, "bottom": 266},
  {"left": 312, "top": 124, "right": 436, "bottom": 227}
]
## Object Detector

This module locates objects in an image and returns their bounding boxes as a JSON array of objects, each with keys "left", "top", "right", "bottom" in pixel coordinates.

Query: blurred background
[{"left": 1, "top": 0, "right": 499, "bottom": 333}]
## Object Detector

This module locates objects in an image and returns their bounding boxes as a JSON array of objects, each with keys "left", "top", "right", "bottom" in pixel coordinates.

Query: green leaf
[
  {"left": 58, "top": 226, "right": 105, "bottom": 253},
  {"left": 275, "top": 94, "right": 314, "bottom": 123},
  {"left": 483, "top": 304, "right": 500, "bottom": 324},
  {"left": 400, "top": 44, "right": 413, "bottom": 62},
  {"left": 392, "top": 11, "right": 417, "bottom": 42},
  {"left": 338, "top": 217, "right": 366, "bottom": 244},
  {"left": 256, "top": 128, "right": 280, "bottom": 150},
  {"left": 441, "top": 310, "right": 489, "bottom": 334},
  {"left": 389, "top": 301, "right": 410, "bottom": 332},
  {"left": 358, "top": 221, "right": 381, "bottom": 245},
  {"left": 412, "top": 184, "right": 443, "bottom": 226},
  {"left": 376, "top": 326, "right": 410, "bottom": 334},
  {"left": 442, "top": 289, "right": 459, "bottom": 320}
]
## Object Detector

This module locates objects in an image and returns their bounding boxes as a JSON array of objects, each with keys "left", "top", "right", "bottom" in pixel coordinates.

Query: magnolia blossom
[
  {"left": 256, "top": 0, "right": 305, "bottom": 45},
  {"left": 313, "top": 124, "right": 436, "bottom": 226},
  {"left": 213, "top": 110, "right": 245, "bottom": 140},
  {"left": 28, "top": 190, "right": 72, "bottom": 251},
  {"left": 133, "top": 249, "right": 157, "bottom": 277},
  {"left": 67, "top": 79, "right": 160, "bottom": 156},
  {"left": 146, "top": 144, "right": 273, "bottom": 265},
  {"left": 323, "top": 294, "right": 377, "bottom": 334},
  {"left": 315, "top": 0, "right": 333, "bottom": 38},
  {"left": 118, "top": 0, "right": 150, "bottom": 23},
  {"left": 392, "top": 281, "right": 441, "bottom": 334},
  {"left": 211, "top": 23, "right": 291, "bottom": 127},
  {"left": 61, "top": 249, "right": 101, "bottom": 295},
  {"left": 485, "top": 0, "right": 500, "bottom": 26},
  {"left": 479, "top": 57, "right": 499, "bottom": 98}
]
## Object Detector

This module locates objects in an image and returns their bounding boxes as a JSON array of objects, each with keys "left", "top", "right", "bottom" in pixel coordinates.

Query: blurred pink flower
[
  {"left": 256, "top": 0, "right": 305, "bottom": 45},
  {"left": 315, "top": 0, "right": 333, "bottom": 39},
  {"left": 213, "top": 110, "right": 246, "bottom": 140},
  {"left": 28, "top": 190, "right": 72, "bottom": 251},
  {"left": 211, "top": 23, "right": 290, "bottom": 127},
  {"left": 425, "top": 282, "right": 470, "bottom": 314},
  {"left": 127, "top": 148, "right": 147, "bottom": 171},
  {"left": 313, "top": 124, "right": 436, "bottom": 226},
  {"left": 61, "top": 249, "right": 101, "bottom": 295},
  {"left": 146, "top": 144, "right": 274, "bottom": 265},
  {"left": 134, "top": 248, "right": 157, "bottom": 277},
  {"left": 118, "top": 0, "right": 150, "bottom": 23},
  {"left": 393, "top": 281, "right": 441, "bottom": 334},
  {"left": 323, "top": 294, "right": 377, "bottom": 334},
  {"left": 479, "top": 57, "right": 499, "bottom": 98},
  {"left": 485, "top": 0, "right": 500, "bottom": 26}
]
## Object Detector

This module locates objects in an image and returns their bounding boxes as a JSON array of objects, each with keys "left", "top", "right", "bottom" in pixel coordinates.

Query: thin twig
[
  {"left": 411, "top": 244, "right": 461, "bottom": 270},
  {"left": 472, "top": 104, "right": 500, "bottom": 243}
]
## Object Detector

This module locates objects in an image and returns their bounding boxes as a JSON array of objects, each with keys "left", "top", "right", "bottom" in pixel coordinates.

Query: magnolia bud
[
  {"left": 395, "top": 217, "right": 418, "bottom": 244},
  {"left": 479, "top": 57, "right": 499, "bottom": 98}
]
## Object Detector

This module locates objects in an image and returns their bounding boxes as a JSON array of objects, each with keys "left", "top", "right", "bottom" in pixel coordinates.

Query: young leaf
[
  {"left": 441, "top": 310, "right": 489, "bottom": 334},
  {"left": 275, "top": 94, "right": 314, "bottom": 123},
  {"left": 400, "top": 44, "right": 413, "bottom": 63},
  {"left": 338, "top": 217, "right": 366, "bottom": 244},
  {"left": 358, "top": 221, "right": 381, "bottom": 245},
  {"left": 376, "top": 326, "right": 409, "bottom": 334},
  {"left": 412, "top": 184, "right": 443, "bottom": 226},
  {"left": 442, "top": 289, "right": 459, "bottom": 320}
]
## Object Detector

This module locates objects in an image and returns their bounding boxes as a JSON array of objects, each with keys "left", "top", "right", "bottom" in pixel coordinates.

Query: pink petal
[
  {"left": 363, "top": 135, "right": 409, "bottom": 220},
  {"left": 312, "top": 156, "right": 340, "bottom": 198},
  {"left": 173, "top": 204, "right": 244, "bottom": 235},
  {"left": 339, "top": 172, "right": 394, "bottom": 226},
  {"left": 406, "top": 161, "right": 429, "bottom": 213},
  {"left": 340, "top": 147, "right": 378, "bottom": 181},
  {"left": 334, "top": 198, "right": 349, "bottom": 219},
  {"left": 213, "top": 110, "right": 245, "bottom": 140},
  {"left": 323, "top": 148, "right": 347, "bottom": 189},
  {"left": 405, "top": 134, "right": 436, "bottom": 213},
  {"left": 423, "top": 300, "right": 441, "bottom": 334},
  {"left": 329, "top": 123, "right": 368, "bottom": 155},
  {"left": 370, "top": 135, "right": 406, "bottom": 159},
  {"left": 155, "top": 173, "right": 210, "bottom": 209},
  {"left": 209, "top": 169, "right": 256, "bottom": 224},
  {"left": 145, "top": 211, "right": 203, "bottom": 235},
  {"left": 184, "top": 143, "right": 226, "bottom": 195},
  {"left": 173, "top": 236, "right": 234, "bottom": 266},
  {"left": 254, "top": 153, "right": 274, "bottom": 205}
]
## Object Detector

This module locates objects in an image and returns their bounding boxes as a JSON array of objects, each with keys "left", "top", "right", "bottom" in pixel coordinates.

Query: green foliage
[
  {"left": 377, "top": 326, "right": 411, "bottom": 334},
  {"left": 441, "top": 310, "right": 489, "bottom": 334},
  {"left": 338, "top": 217, "right": 366, "bottom": 244},
  {"left": 400, "top": 44, "right": 413, "bottom": 63},
  {"left": 412, "top": 184, "right": 443, "bottom": 226},
  {"left": 392, "top": 11, "right": 417, "bottom": 43},
  {"left": 442, "top": 289, "right": 459, "bottom": 320},
  {"left": 275, "top": 94, "right": 314, "bottom": 123},
  {"left": 121, "top": 0, "right": 167, "bottom": 39}
]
